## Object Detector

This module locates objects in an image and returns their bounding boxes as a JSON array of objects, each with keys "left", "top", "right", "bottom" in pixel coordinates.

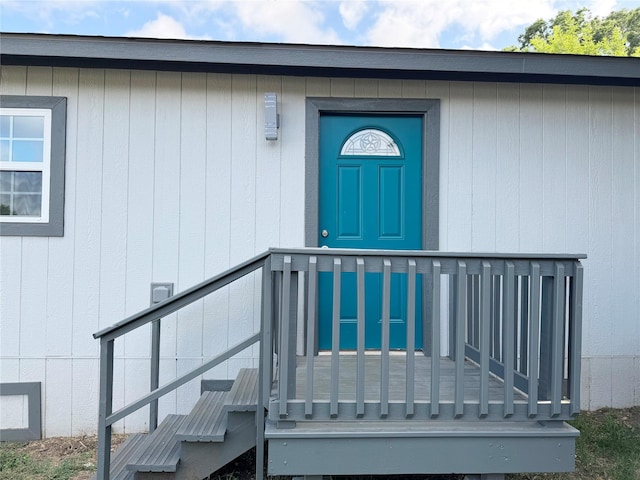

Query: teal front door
[{"left": 318, "top": 114, "right": 423, "bottom": 350}]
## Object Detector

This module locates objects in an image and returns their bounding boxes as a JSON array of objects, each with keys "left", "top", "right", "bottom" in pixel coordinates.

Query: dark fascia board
[{"left": 1, "top": 33, "right": 639, "bottom": 86}]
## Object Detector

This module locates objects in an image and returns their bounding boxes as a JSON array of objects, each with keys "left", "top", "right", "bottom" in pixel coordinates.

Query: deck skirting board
[{"left": 266, "top": 420, "right": 578, "bottom": 476}]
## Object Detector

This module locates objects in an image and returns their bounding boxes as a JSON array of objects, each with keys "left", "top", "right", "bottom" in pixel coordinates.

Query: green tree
[{"left": 506, "top": 7, "right": 640, "bottom": 56}]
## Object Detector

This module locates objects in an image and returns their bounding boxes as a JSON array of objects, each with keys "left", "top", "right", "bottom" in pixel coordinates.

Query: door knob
[{"left": 321, "top": 229, "right": 329, "bottom": 238}]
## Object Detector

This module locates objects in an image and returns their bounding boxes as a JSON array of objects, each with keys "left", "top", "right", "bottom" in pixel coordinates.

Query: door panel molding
[{"left": 305, "top": 98, "right": 440, "bottom": 251}]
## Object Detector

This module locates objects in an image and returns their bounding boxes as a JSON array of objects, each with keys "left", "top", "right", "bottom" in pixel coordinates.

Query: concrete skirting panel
[{"left": 267, "top": 421, "right": 578, "bottom": 476}]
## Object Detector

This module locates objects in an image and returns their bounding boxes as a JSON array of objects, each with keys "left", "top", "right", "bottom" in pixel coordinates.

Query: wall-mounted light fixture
[{"left": 264, "top": 92, "right": 279, "bottom": 141}]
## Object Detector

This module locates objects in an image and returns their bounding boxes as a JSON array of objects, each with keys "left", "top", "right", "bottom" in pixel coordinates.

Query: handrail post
[
  {"left": 96, "top": 337, "right": 114, "bottom": 480},
  {"left": 149, "top": 318, "right": 160, "bottom": 432},
  {"left": 256, "top": 256, "right": 271, "bottom": 480},
  {"left": 568, "top": 262, "right": 583, "bottom": 415}
]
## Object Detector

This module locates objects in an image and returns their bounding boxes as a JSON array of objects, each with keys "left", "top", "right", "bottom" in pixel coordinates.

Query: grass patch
[
  {"left": 511, "top": 407, "right": 640, "bottom": 480},
  {"left": 1, "top": 408, "right": 638, "bottom": 480},
  {"left": 0, "top": 441, "right": 93, "bottom": 480}
]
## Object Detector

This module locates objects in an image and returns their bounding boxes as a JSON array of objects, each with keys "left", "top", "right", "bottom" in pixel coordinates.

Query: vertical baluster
[
  {"left": 493, "top": 276, "right": 501, "bottom": 360},
  {"left": 568, "top": 263, "right": 583, "bottom": 415},
  {"left": 448, "top": 274, "right": 457, "bottom": 360},
  {"left": 479, "top": 262, "right": 491, "bottom": 417},
  {"left": 430, "top": 260, "right": 441, "bottom": 418},
  {"left": 96, "top": 338, "right": 114, "bottom": 480},
  {"left": 474, "top": 276, "right": 480, "bottom": 348},
  {"left": 467, "top": 275, "right": 474, "bottom": 348},
  {"left": 331, "top": 258, "right": 341, "bottom": 418},
  {"left": 540, "top": 273, "right": 554, "bottom": 402},
  {"left": 513, "top": 276, "right": 519, "bottom": 371},
  {"left": 519, "top": 276, "right": 529, "bottom": 375},
  {"left": 149, "top": 318, "right": 160, "bottom": 432},
  {"left": 551, "top": 263, "right": 565, "bottom": 415},
  {"left": 405, "top": 259, "right": 417, "bottom": 417},
  {"left": 278, "top": 256, "right": 292, "bottom": 417},
  {"left": 380, "top": 259, "right": 391, "bottom": 417},
  {"left": 356, "top": 258, "right": 366, "bottom": 418},
  {"left": 502, "top": 261, "right": 515, "bottom": 417},
  {"left": 455, "top": 261, "right": 467, "bottom": 418},
  {"left": 305, "top": 257, "right": 317, "bottom": 418},
  {"left": 528, "top": 262, "right": 541, "bottom": 417}
]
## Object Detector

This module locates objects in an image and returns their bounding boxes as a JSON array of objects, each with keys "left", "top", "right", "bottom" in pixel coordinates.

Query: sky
[{"left": 1, "top": 0, "right": 638, "bottom": 51}]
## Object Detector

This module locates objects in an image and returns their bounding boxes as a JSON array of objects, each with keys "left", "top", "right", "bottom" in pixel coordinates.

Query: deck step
[
  {"left": 174, "top": 369, "right": 258, "bottom": 444},
  {"left": 175, "top": 391, "right": 228, "bottom": 442},
  {"left": 92, "top": 433, "right": 147, "bottom": 480},
  {"left": 126, "top": 414, "right": 185, "bottom": 473},
  {"left": 225, "top": 368, "right": 259, "bottom": 412}
]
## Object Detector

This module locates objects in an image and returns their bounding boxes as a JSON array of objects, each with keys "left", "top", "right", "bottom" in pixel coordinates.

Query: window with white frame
[{"left": 0, "top": 96, "right": 66, "bottom": 236}]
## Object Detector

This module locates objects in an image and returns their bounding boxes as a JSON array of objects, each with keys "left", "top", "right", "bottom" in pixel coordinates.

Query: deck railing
[
  {"left": 93, "top": 252, "right": 270, "bottom": 480},
  {"left": 266, "top": 249, "right": 584, "bottom": 422},
  {"left": 93, "top": 248, "right": 583, "bottom": 480}
]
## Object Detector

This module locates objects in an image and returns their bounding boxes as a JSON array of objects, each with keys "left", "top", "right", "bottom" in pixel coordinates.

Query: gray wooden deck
[{"left": 295, "top": 353, "right": 527, "bottom": 403}]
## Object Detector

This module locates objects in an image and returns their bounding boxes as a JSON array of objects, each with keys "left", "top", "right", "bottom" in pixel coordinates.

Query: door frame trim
[{"left": 304, "top": 98, "right": 440, "bottom": 250}]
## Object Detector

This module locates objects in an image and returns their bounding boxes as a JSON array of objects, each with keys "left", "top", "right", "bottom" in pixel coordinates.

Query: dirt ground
[
  {"left": 16, "top": 434, "right": 127, "bottom": 480},
  {"left": 6, "top": 407, "right": 640, "bottom": 480}
]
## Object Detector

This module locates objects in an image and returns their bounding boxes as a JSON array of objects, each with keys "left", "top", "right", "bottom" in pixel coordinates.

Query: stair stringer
[
  {"left": 174, "top": 411, "right": 257, "bottom": 480},
  {"left": 172, "top": 368, "right": 260, "bottom": 479},
  {"left": 102, "top": 368, "right": 261, "bottom": 480}
]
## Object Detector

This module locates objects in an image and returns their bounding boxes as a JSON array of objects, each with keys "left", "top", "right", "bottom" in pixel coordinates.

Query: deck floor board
[{"left": 294, "top": 354, "right": 527, "bottom": 403}]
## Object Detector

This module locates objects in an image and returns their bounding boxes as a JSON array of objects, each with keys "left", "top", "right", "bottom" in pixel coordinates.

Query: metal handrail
[
  {"left": 93, "top": 251, "right": 270, "bottom": 341},
  {"left": 94, "top": 250, "right": 270, "bottom": 480}
]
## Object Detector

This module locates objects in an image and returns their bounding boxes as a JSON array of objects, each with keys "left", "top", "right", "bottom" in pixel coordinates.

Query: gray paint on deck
[
  {"left": 267, "top": 420, "right": 578, "bottom": 476},
  {"left": 293, "top": 354, "right": 525, "bottom": 404}
]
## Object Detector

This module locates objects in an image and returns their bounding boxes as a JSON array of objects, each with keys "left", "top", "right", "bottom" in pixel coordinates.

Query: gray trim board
[
  {"left": 0, "top": 382, "right": 42, "bottom": 441},
  {"left": 1, "top": 33, "right": 639, "bottom": 87},
  {"left": 305, "top": 98, "right": 440, "bottom": 251},
  {"left": 266, "top": 420, "right": 578, "bottom": 475},
  {"left": 0, "top": 95, "right": 67, "bottom": 236}
]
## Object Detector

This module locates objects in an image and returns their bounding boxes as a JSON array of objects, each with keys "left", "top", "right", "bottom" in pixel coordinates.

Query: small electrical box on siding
[
  {"left": 150, "top": 283, "right": 174, "bottom": 305},
  {"left": 264, "top": 92, "right": 279, "bottom": 140}
]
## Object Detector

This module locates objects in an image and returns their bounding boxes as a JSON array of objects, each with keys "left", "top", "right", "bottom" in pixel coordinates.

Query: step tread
[
  {"left": 225, "top": 368, "right": 259, "bottom": 411},
  {"left": 127, "top": 414, "right": 185, "bottom": 472},
  {"left": 93, "top": 433, "right": 147, "bottom": 480},
  {"left": 175, "top": 390, "right": 228, "bottom": 442}
]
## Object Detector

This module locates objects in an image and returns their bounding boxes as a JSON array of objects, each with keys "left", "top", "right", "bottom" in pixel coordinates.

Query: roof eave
[{"left": 1, "top": 33, "right": 639, "bottom": 87}]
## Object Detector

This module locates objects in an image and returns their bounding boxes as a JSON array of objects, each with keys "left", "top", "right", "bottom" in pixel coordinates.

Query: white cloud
[
  {"left": 1, "top": 0, "right": 102, "bottom": 30},
  {"left": 126, "top": 12, "right": 210, "bottom": 40},
  {"left": 587, "top": 0, "right": 619, "bottom": 17},
  {"left": 365, "top": 0, "right": 557, "bottom": 48},
  {"left": 339, "top": 1, "right": 369, "bottom": 30},
  {"left": 232, "top": 0, "right": 341, "bottom": 44}
]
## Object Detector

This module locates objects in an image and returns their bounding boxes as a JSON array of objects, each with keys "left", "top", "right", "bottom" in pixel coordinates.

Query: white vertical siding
[
  {"left": 446, "top": 82, "right": 474, "bottom": 250},
  {"left": 202, "top": 72, "right": 231, "bottom": 376},
  {"left": 471, "top": 82, "right": 497, "bottom": 252},
  {"left": 279, "top": 77, "right": 306, "bottom": 247},
  {"left": 495, "top": 83, "right": 520, "bottom": 251},
  {"left": 47, "top": 68, "right": 79, "bottom": 360},
  {"left": 519, "top": 85, "right": 544, "bottom": 252},
  {"left": 1, "top": 66, "right": 639, "bottom": 436},
  {"left": 0, "top": 66, "right": 26, "bottom": 367}
]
